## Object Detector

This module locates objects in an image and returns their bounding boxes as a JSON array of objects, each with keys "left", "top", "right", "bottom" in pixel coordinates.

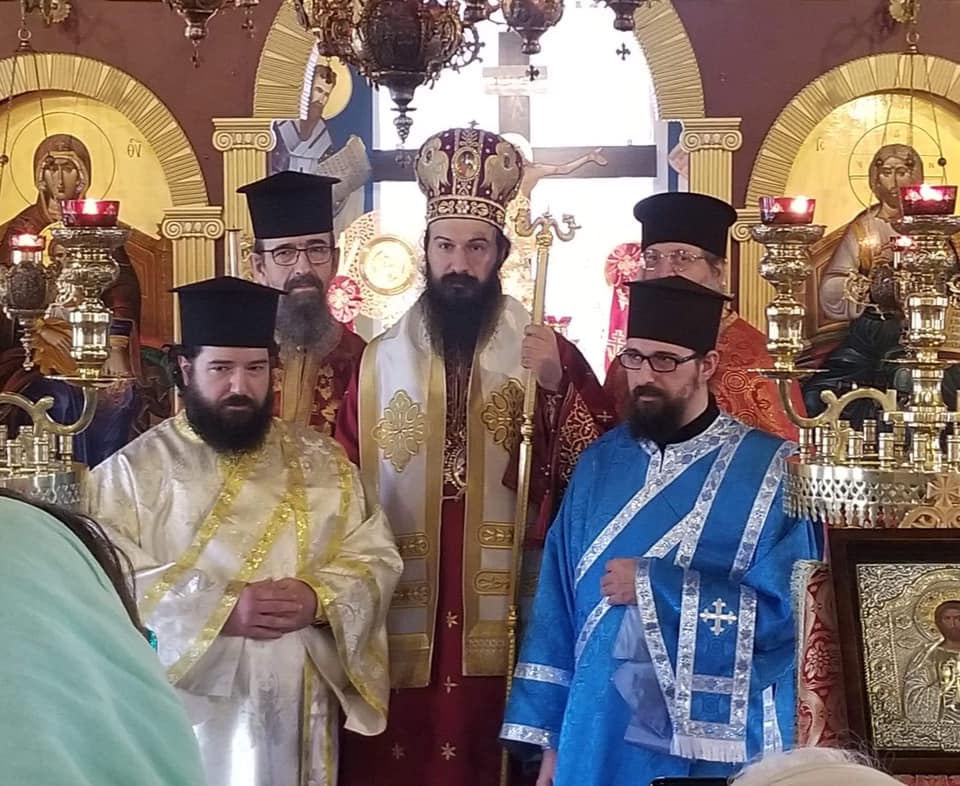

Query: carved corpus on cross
[{"left": 369, "top": 32, "right": 655, "bottom": 179}]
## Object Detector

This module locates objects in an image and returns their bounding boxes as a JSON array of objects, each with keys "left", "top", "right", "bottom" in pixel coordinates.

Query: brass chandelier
[
  {"left": 296, "top": 0, "right": 481, "bottom": 144},
  {"left": 165, "top": 0, "right": 260, "bottom": 63},
  {"left": 293, "top": 0, "right": 657, "bottom": 143}
]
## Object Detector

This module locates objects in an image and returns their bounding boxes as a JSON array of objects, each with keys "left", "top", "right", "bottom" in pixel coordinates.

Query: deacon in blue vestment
[{"left": 501, "top": 275, "right": 820, "bottom": 786}]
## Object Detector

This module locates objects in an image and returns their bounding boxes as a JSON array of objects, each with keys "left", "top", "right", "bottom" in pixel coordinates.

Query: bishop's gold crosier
[{"left": 500, "top": 208, "right": 578, "bottom": 786}]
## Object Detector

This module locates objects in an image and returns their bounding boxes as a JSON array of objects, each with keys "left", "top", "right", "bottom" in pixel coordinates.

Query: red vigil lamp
[
  {"left": 758, "top": 196, "right": 816, "bottom": 225},
  {"left": 899, "top": 184, "right": 957, "bottom": 216},
  {"left": 10, "top": 233, "right": 45, "bottom": 265},
  {"left": 895, "top": 235, "right": 914, "bottom": 251},
  {"left": 60, "top": 199, "right": 120, "bottom": 228},
  {"left": 10, "top": 233, "right": 45, "bottom": 252}
]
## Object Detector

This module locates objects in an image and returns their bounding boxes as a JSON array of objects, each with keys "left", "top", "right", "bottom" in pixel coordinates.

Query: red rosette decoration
[
  {"left": 604, "top": 241, "right": 644, "bottom": 288},
  {"left": 327, "top": 275, "right": 363, "bottom": 328},
  {"left": 544, "top": 315, "right": 572, "bottom": 337},
  {"left": 604, "top": 242, "right": 643, "bottom": 371}
]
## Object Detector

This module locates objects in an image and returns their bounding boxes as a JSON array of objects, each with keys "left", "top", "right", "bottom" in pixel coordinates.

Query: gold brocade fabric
[
  {"left": 32, "top": 317, "right": 78, "bottom": 376},
  {"left": 358, "top": 296, "right": 536, "bottom": 686},
  {"left": 443, "top": 359, "right": 470, "bottom": 498},
  {"left": 86, "top": 414, "right": 402, "bottom": 786},
  {"left": 277, "top": 326, "right": 342, "bottom": 426},
  {"left": 275, "top": 325, "right": 366, "bottom": 436}
]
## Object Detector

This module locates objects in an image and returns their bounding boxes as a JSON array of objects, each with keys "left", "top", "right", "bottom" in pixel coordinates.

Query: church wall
[
  {"left": 9, "top": 0, "right": 960, "bottom": 210},
  {"left": 673, "top": 0, "right": 960, "bottom": 204},
  {"left": 0, "top": 0, "right": 286, "bottom": 204}
]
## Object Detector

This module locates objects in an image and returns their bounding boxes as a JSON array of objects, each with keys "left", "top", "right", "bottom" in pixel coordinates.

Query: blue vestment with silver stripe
[{"left": 500, "top": 415, "right": 820, "bottom": 786}]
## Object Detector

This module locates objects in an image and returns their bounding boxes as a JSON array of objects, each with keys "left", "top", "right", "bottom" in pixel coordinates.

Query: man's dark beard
[
  {"left": 421, "top": 269, "right": 503, "bottom": 358},
  {"left": 627, "top": 385, "right": 688, "bottom": 445},
  {"left": 182, "top": 385, "right": 275, "bottom": 454},
  {"left": 275, "top": 273, "right": 338, "bottom": 348}
]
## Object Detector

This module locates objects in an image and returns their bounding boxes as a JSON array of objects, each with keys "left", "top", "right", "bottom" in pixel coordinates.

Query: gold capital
[
  {"left": 211, "top": 118, "right": 277, "bottom": 153},
  {"left": 161, "top": 207, "right": 225, "bottom": 242},
  {"left": 212, "top": 118, "right": 277, "bottom": 235},
  {"left": 679, "top": 118, "right": 743, "bottom": 153},
  {"left": 161, "top": 206, "right": 224, "bottom": 341}
]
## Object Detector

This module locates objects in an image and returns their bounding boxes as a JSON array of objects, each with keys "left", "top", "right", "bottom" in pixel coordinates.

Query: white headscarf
[{"left": 732, "top": 748, "right": 901, "bottom": 786}]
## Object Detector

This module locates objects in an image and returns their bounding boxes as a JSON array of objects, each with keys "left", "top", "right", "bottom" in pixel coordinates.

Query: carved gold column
[
  {"left": 679, "top": 117, "right": 743, "bottom": 301},
  {"left": 732, "top": 208, "right": 770, "bottom": 330},
  {"left": 678, "top": 118, "right": 743, "bottom": 204},
  {"left": 212, "top": 118, "right": 276, "bottom": 238},
  {"left": 161, "top": 207, "right": 225, "bottom": 340}
]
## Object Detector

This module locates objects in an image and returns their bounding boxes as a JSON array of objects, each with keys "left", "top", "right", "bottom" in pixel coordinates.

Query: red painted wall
[
  {"left": 0, "top": 0, "right": 285, "bottom": 203},
  {"left": 673, "top": 0, "right": 960, "bottom": 204},
  {"left": 5, "top": 0, "right": 960, "bottom": 208}
]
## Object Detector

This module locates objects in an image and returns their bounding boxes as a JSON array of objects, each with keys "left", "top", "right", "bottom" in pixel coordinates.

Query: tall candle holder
[
  {"left": 750, "top": 195, "right": 960, "bottom": 528},
  {"left": 0, "top": 201, "right": 127, "bottom": 506},
  {"left": 52, "top": 225, "right": 126, "bottom": 381},
  {"left": 749, "top": 222, "right": 824, "bottom": 374},
  {"left": 887, "top": 212, "right": 960, "bottom": 463}
]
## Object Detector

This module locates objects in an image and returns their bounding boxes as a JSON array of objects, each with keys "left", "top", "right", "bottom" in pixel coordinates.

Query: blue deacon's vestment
[{"left": 501, "top": 414, "right": 820, "bottom": 786}]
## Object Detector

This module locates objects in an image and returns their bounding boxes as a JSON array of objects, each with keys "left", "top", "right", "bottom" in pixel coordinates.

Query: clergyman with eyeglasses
[
  {"left": 239, "top": 171, "right": 366, "bottom": 436},
  {"left": 502, "top": 274, "right": 819, "bottom": 786},
  {"left": 603, "top": 192, "right": 805, "bottom": 440}
]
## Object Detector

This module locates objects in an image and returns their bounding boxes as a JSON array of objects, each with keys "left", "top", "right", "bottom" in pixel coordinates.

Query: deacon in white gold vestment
[{"left": 87, "top": 412, "right": 402, "bottom": 786}]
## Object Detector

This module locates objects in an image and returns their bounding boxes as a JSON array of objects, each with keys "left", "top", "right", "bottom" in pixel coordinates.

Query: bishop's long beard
[
  {"left": 182, "top": 385, "right": 275, "bottom": 455},
  {"left": 275, "top": 273, "right": 338, "bottom": 348},
  {"left": 421, "top": 270, "right": 503, "bottom": 358}
]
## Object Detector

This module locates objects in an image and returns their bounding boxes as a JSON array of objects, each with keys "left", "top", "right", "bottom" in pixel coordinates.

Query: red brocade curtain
[
  {"left": 603, "top": 242, "right": 643, "bottom": 371},
  {"left": 795, "top": 562, "right": 848, "bottom": 748}
]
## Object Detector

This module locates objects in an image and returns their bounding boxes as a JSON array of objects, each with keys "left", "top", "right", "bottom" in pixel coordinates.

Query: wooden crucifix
[{"left": 370, "top": 32, "right": 657, "bottom": 185}]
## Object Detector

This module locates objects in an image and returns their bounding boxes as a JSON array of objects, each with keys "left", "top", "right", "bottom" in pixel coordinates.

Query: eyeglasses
[
  {"left": 641, "top": 249, "right": 708, "bottom": 273},
  {"left": 262, "top": 244, "right": 334, "bottom": 267},
  {"left": 617, "top": 349, "right": 700, "bottom": 373}
]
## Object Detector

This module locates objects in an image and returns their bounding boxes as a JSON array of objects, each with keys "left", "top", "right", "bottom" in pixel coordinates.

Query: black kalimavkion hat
[
  {"left": 171, "top": 276, "right": 284, "bottom": 348},
  {"left": 626, "top": 275, "right": 732, "bottom": 353},
  {"left": 632, "top": 192, "right": 738, "bottom": 259},
  {"left": 238, "top": 170, "right": 340, "bottom": 239}
]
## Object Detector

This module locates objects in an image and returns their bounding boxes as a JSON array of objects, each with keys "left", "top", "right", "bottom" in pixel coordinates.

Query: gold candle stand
[
  {"left": 750, "top": 212, "right": 960, "bottom": 528},
  {"left": 0, "top": 225, "right": 128, "bottom": 506}
]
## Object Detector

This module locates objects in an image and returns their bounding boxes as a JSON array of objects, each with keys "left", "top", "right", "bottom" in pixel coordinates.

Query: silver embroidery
[
  {"left": 635, "top": 559, "right": 677, "bottom": 723},
  {"left": 646, "top": 519, "right": 686, "bottom": 558},
  {"left": 574, "top": 415, "right": 744, "bottom": 588},
  {"left": 514, "top": 662, "right": 572, "bottom": 688},
  {"left": 675, "top": 430, "right": 748, "bottom": 568},
  {"left": 674, "top": 569, "right": 702, "bottom": 727},
  {"left": 575, "top": 598, "right": 611, "bottom": 664},
  {"left": 607, "top": 420, "right": 771, "bottom": 760},
  {"left": 699, "top": 597, "right": 738, "bottom": 636},
  {"left": 675, "top": 586, "right": 756, "bottom": 744},
  {"left": 692, "top": 675, "right": 734, "bottom": 693},
  {"left": 762, "top": 685, "right": 783, "bottom": 753},
  {"left": 572, "top": 505, "right": 694, "bottom": 668},
  {"left": 730, "top": 586, "right": 758, "bottom": 734},
  {"left": 678, "top": 720, "right": 746, "bottom": 742},
  {"left": 575, "top": 459, "right": 653, "bottom": 587},
  {"left": 730, "top": 440, "right": 794, "bottom": 580},
  {"left": 500, "top": 722, "right": 557, "bottom": 748}
]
